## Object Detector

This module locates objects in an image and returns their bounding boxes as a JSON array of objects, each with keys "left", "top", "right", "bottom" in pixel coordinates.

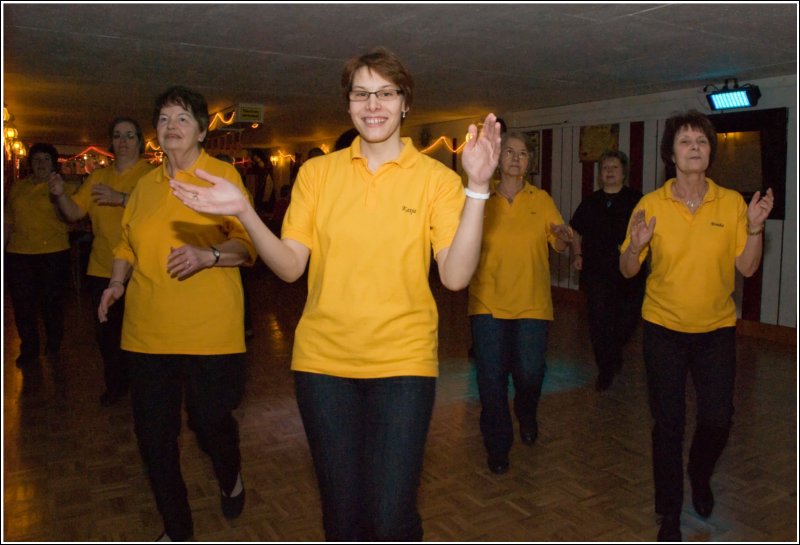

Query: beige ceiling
[{"left": 2, "top": 2, "right": 797, "bottom": 151}]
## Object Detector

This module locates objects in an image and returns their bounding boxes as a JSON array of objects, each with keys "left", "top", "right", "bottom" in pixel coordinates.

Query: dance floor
[{"left": 3, "top": 262, "right": 797, "bottom": 542}]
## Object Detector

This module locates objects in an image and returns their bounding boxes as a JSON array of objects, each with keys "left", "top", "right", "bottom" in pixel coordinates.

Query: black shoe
[
  {"left": 690, "top": 474, "right": 714, "bottom": 518},
  {"left": 487, "top": 455, "right": 509, "bottom": 475},
  {"left": 657, "top": 514, "right": 682, "bottom": 542},
  {"left": 520, "top": 423, "right": 538, "bottom": 446},
  {"left": 221, "top": 474, "right": 245, "bottom": 519}
]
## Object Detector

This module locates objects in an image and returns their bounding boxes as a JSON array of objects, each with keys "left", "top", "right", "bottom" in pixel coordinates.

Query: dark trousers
[
  {"left": 5, "top": 251, "right": 69, "bottom": 363},
  {"left": 470, "top": 315, "right": 547, "bottom": 457},
  {"left": 128, "top": 352, "right": 245, "bottom": 541},
  {"left": 294, "top": 372, "right": 436, "bottom": 542},
  {"left": 642, "top": 321, "right": 735, "bottom": 516},
  {"left": 583, "top": 274, "right": 644, "bottom": 379},
  {"left": 87, "top": 275, "right": 128, "bottom": 395}
]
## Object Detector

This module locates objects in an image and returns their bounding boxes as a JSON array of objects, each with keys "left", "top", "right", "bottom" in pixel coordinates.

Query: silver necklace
[{"left": 674, "top": 183, "right": 706, "bottom": 212}]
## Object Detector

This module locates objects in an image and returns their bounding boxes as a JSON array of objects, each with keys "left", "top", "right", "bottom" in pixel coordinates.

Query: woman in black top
[{"left": 570, "top": 150, "right": 646, "bottom": 391}]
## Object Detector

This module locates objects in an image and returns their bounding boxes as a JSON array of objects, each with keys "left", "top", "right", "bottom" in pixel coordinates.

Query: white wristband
[{"left": 465, "top": 187, "right": 491, "bottom": 200}]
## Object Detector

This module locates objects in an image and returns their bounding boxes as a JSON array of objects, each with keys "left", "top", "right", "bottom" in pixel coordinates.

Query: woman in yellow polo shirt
[
  {"left": 469, "top": 132, "right": 574, "bottom": 475},
  {"left": 620, "top": 110, "right": 773, "bottom": 542},
  {"left": 49, "top": 116, "right": 153, "bottom": 407},
  {"left": 4, "top": 143, "right": 71, "bottom": 392},
  {"left": 98, "top": 86, "right": 256, "bottom": 542},
  {"left": 170, "top": 47, "right": 501, "bottom": 541}
]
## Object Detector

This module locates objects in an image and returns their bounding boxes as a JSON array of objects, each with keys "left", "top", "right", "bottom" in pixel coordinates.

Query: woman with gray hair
[{"left": 468, "top": 131, "right": 573, "bottom": 474}]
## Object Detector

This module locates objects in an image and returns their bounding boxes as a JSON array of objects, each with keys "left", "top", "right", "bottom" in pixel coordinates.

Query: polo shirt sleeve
[
  {"left": 429, "top": 170, "right": 465, "bottom": 258},
  {"left": 734, "top": 194, "right": 748, "bottom": 256},
  {"left": 281, "top": 163, "right": 315, "bottom": 250},
  {"left": 113, "top": 193, "right": 135, "bottom": 265},
  {"left": 71, "top": 171, "right": 97, "bottom": 214}
]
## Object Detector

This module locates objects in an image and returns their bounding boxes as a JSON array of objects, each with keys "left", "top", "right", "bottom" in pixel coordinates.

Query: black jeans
[
  {"left": 294, "top": 372, "right": 436, "bottom": 541},
  {"left": 87, "top": 275, "right": 128, "bottom": 395},
  {"left": 642, "top": 321, "right": 735, "bottom": 516},
  {"left": 5, "top": 250, "right": 69, "bottom": 363},
  {"left": 128, "top": 352, "right": 245, "bottom": 541},
  {"left": 583, "top": 273, "right": 644, "bottom": 378}
]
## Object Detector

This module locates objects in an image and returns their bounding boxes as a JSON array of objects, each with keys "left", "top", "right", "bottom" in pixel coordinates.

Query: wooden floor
[{"left": 3, "top": 263, "right": 797, "bottom": 542}]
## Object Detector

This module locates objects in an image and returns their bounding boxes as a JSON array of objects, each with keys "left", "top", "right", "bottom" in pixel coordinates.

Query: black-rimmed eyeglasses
[{"left": 349, "top": 89, "right": 404, "bottom": 102}]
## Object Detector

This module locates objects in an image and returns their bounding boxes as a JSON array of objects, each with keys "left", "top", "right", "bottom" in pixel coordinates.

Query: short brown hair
[
  {"left": 341, "top": 47, "right": 414, "bottom": 109},
  {"left": 152, "top": 86, "right": 210, "bottom": 136},
  {"left": 660, "top": 109, "right": 717, "bottom": 168}
]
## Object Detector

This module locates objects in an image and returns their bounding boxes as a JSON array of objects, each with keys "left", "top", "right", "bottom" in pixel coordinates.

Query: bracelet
[
  {"left": 210, "top": 246, "right": 221, "bottom": 265},
  {"left": 109, "top": 280, "right": 125, "bottom": 289},
  {"left": 574, "top": 253, "right": 582, "bottom": 257},
  {"left": 747, "top": 224, "right": 764, "bottom": 236},
  {"left": 464, "top": 187, "right": 491, "bottom": 200}
]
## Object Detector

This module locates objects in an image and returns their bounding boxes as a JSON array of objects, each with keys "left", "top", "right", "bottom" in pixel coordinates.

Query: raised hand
[
  {"left": 629, "top": 209, "right": 656, "bottom": 251},
  {"left": 47, "top": 171, "right": 65, "bottom": 196},
  {"left": 170, "top": 168, "right": 249, "bottom": 217},
  {"left": 461, "top": 113, "right": 502, "bottom": 192},
  {"left": 747, "top": 188, "right": 774, "bottom": 228}
]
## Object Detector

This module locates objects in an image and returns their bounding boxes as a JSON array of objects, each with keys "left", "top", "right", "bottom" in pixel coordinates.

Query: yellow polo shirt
[
  {"left": 116, "top": 150, "right": 256, "bottom": 355},
  {"left": 468, "top": 183, "right": 565, "bottom": 320},
  {"left": 621, "top": 178, "right": 747, "bottom": 333},
  {"left": 72, "top": 159, "right": 153, "bottom": 277},
  {"left": 5, "top": 177, "right": 72, "bottom": 254},
  {"left": 282, "top": 136, "right": 465, "bottom": 378}
]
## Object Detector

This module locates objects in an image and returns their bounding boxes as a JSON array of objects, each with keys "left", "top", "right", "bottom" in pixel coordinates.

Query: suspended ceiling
[{"left": 2, "top": 2, "right": 797, "bottom": 150}]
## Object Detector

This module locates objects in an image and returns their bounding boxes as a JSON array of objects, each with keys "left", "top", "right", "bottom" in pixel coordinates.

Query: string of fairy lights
[
  {"left": 143, "top": 129, "right": 472, "bottom": 168},
  {"left": 4, "top": 101, "right": 475, "bottom": 174}
]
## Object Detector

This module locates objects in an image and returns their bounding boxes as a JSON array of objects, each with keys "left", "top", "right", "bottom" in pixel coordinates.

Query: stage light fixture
[{"left": 704, "top": 78, "right": 761, "bottom": 111}]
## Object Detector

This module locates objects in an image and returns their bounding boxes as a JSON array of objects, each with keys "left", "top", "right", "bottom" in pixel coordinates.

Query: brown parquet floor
[{"left": 3, "top": 262, "right": 797, "bottom": 542}]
